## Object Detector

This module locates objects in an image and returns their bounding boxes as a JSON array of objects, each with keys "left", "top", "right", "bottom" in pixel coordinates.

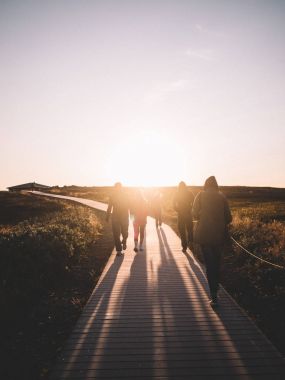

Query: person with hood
[
  {"left": 173, "top": 181, "right": 195, "bottom": 253},
  {"left": 192, "top": 176, "right": 232, "bottom": 307},
  {"left": 106, "top": 182, "right": 130, "bottom": 256}
]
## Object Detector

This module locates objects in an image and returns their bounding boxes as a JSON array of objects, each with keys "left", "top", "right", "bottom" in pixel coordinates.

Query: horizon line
[{"left": 2, "top": 183, "right": 285, "bottom": 190}]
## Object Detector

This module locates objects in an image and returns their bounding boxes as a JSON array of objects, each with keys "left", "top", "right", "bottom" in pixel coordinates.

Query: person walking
[
  {"left": 151, "top": 191, "right": 162, "bottom": 228},
  {"left": 106, "top": 182, "right": 130, "bottom": 256},
  {"left": 192, "top": 176, "right": 232, "bottom": 307},
  {"left": 173, "top": 181, "right": 195, "bottom": 253},
  {"left": 132, "top": 190, "right": 148, "bottom": 252}
]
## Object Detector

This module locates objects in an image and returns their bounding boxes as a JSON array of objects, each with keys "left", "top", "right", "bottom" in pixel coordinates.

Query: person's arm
[
  {"left": 106, "top": 198, "right": 113, "bottom": 222},
  {"left": 192, "top": 192, "right": 201, "bottom": 221}
]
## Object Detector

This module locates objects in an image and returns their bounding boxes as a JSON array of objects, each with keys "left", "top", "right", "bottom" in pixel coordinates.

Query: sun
[{"left": 104, "top": 129, "right": 190, "bottom": 187}]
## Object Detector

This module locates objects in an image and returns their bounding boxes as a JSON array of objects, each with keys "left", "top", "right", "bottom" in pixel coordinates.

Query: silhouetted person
[
  {"left": 106, "top": 182, "right": 130, "bottom": 256},
  {"left": 192, "top": 176, "right": 232, "bottom": 307},
  {"left": 151, "top": 191, "right": 162, "bottom": 228},
  {"left": 173, "top": 181, "right": 194, "bottom": 253},
  {"left": 132, "top": 190, "right": 148, "bottom": 252}
]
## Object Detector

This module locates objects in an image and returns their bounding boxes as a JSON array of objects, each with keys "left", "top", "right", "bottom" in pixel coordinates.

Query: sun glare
[{"left": 105, "top": 129, "right": 190, "bottom": 186}]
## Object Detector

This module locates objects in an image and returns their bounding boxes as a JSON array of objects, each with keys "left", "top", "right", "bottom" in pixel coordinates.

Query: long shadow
[
  {"left": 156, "top": 227, "right": 215, "bottom": 378},
  {"left": 89, "top": 234, "right": 155, "bottom": 378},
  {"left": 154, "top": 230, "right": 250, "bottom": 379},
  {"left": 157, "top": 227, "right": 285, "bottom": 378}
]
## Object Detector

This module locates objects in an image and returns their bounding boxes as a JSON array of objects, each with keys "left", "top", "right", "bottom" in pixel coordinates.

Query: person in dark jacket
[
  {"left": 106, "top": 182, "right": 130, "bottom": 256},
  {"left": 192, "top": 176, "right": 232, "bottom": 307},
  {"left": 173, "top": 181, "right": 195, "bottom": 253}
]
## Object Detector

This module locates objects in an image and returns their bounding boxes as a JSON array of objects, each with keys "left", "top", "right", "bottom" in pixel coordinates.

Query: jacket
[
  {"left": 106, "top": 191, "right": 129, "bottom": 221},
  {"left": 133, "top": 200, "right": 148, "bottom": 225},
  {"left": 192, "top": 189, "right": 232, "bottom": 245},
  {"left": 173, "top": 188, "right": 194, "bottom": 216}
]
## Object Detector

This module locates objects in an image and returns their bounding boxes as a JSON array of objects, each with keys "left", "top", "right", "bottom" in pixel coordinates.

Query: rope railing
[{"left": 230, "top": 236, "right": 285, "bottom": 270}]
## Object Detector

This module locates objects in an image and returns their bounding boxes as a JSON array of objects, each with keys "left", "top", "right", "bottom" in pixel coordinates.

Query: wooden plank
[{"left": 52, "top": 366, "right": 285, "bottom": 379}]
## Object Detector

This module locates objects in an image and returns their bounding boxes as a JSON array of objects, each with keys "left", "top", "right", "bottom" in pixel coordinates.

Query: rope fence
[{"left": 230, "top": 236, "right": 285, "bottom": 270}]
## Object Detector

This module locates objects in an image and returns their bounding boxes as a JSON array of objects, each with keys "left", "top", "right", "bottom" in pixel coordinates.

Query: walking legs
[
  {"left": 112, "top": 218, "right": 129, "bottom": 252},
  {"left": 112, "top": 220, "right": 123, "bottom": 252},
  {"left": 201, "top": 245, "right": 222, "bottom": 301}
]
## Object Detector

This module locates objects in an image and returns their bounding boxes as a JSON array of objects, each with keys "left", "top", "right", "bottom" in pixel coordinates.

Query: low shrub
[
  {"left": 231, "top": 213, "right": 285, "bottom": 268},
  {"left": 0, "top": 204, "right": 102, "bottom": 320}
]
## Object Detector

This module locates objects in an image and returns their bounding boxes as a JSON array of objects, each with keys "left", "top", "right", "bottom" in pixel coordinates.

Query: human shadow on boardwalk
[
  {"left": 51, "top": 253, "right": 124, "bottom": 379},
  {"left": 155, "top": 227, "right": 219, "bottom": 378},
  {"left": 86, "top": 235, "right": 155, "bottom": 378},
  {"left": 156, "top": 227, "right": 285, "bottom": 379}
]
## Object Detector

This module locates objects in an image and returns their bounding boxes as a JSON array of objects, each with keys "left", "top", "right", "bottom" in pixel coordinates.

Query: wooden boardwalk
[{"left": 36, "top": 193, "right": 285, "bottom": 379}]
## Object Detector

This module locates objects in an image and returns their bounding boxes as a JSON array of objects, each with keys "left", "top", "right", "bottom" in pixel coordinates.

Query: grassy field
[
  {"left": 48, "top": 185, "right": 285, "bottom": 355},
  {"left": 0, "top": 192, "right": 114, "bottom": 380},
  {"left": 1, "top": 186, "right": 284, "bottom": 379}
]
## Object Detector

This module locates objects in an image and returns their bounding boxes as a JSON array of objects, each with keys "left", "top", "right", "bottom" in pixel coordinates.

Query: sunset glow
[
  {"left": 1, "top": 1, "right": 285, "bottom": 189},
  {"left": 104, "top": 128, "right": 191, "bottom": 186}
]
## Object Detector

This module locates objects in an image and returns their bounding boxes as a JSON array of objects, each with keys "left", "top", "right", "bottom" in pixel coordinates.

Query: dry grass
[{"left": 0, "top": 192, "right": 114, "bottom": 380}]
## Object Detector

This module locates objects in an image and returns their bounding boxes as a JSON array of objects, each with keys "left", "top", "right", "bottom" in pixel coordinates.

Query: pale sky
[{"left": 1, "top": 0, "right": 285, "bottom": 189}]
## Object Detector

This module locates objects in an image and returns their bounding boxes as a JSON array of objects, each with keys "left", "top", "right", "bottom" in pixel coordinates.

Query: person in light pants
[{"left": 132, "top": 190, "right": 148, "bottom": 252}]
